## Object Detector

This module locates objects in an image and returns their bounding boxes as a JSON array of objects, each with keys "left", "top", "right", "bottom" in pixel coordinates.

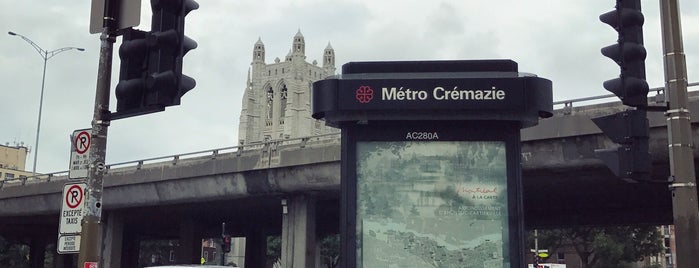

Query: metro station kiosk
[{"left": 312, "top": 60, "right": 552, "bottom": 267}]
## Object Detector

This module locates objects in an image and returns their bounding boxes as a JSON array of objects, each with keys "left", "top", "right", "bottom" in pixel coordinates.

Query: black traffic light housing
[
  {"left": 113, "top": 0, "right": 198, "bottom": 120},
  {"left": 600, "top": 0, "right": 649, "bottom": 108},
  {"left": 593, "top": 109, "right": 651, "bottom": 182},
  {"left": 595, "top": 0, "right": 652, "bottom": 182},
  {"left": 115, "top": 29, "right": 150, "bottom": 114}
]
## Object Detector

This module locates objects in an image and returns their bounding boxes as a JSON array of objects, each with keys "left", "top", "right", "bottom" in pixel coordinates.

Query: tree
[
  {"left": 319, "top": 234, "right": 340, "bottom": 268},
  {"left": 528, "top": 226, "right": 663, "bottom": 268},
  {"left": 138, "top": 239, "right": 177, "bottom": 266},
  {"left": 0, "top": 236, "right": 30, "bottom": 268},
  {"left": 267, "top": 235, "right": 281, "bottom": 266}
]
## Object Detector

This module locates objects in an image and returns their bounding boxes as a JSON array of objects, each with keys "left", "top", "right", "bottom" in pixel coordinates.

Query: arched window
[
  {"left": 279, "top": 84, "right": 288, "bottom": 124},
  {"left": 266, "top": 86, "right": 274, "bottom": 120}
]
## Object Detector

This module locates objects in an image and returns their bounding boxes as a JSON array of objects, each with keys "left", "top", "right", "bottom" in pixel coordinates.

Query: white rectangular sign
[
  {"left": 59, "top": 182, "right": 87, "bottom": 234},
  {"left": 57, "top": 234, "right": 81, "bottom": 254},
  {"left": 69, "top": 129, "right": 91, "bottom": 179},
  {"left": 58, "top": 182, "right": 87, "bottom": 254}
]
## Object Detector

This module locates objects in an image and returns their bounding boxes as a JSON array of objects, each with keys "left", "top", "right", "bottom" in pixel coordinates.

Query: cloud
[{"left": 2, "top": 0, "right": 698, "bottom": 173}]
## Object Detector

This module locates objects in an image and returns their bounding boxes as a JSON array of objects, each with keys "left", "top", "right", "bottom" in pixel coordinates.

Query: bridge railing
[
  {"left": 3, "top": 83, "right": 697, "bottom": 189},
  {"left": 553, "top": 82, "right": 698, "bottom": 115},
  {"left": 0, "top": 132, "right": 341, "bottom": 189}
]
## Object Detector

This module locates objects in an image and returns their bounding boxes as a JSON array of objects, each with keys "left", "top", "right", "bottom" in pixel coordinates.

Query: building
[
  {"left": 0, "top": 143, "right": 31, "bottom": 181},
  {"left": 645, "top": 225, "right": 676, "bottom": 268},
  {"left": 238, "top": 30, "right": 336, "bottom": 145}
]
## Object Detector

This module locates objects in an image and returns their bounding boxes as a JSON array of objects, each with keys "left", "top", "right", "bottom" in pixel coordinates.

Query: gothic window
[
  {"left": 266, "top": 86, "right": 274, "bottom": 120},
  {"left": 279, "top": 84, "right": 288, "bottom": 123}
]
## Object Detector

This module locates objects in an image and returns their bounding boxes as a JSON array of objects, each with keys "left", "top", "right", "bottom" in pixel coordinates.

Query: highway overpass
[{"left": 1, "top": 91, "right": 698, "bottom": 267}]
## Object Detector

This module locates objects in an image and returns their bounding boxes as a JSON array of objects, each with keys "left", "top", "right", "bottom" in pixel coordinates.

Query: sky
[{"left": 1, "top": 0, "right": 698, "bottom": 174}]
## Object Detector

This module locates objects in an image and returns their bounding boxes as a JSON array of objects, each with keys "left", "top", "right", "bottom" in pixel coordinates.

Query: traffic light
[
  {"left": 600, "top": 0, "right": 648, "bottom": 108},
  {"left": 146, "top": 0, "right": 198, "bottom": 107},
  {"left": 113, "top": 0, "right": 198, "bottom": 120},
  {"left": 222, "top": 235, "right": 231, "bottom": 253},
  {"left": 592, "top": 109, "right": 651, "bottom": 181},
  {"left": 115, "top": 29, "right": 150, "bottom": 114}
]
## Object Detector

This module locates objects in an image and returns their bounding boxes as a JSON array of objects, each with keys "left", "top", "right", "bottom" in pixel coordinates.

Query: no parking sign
[
  {"left": 69, "top": 129, "right": 92, "bottom": 179},
  {"left": 58, "top": 182, "right": 86, "bottom": 254}
]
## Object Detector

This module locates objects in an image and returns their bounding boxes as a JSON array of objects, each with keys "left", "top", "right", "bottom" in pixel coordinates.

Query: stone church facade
[{"left": 238, "top": 31, "right": 337, "bottom": 145}]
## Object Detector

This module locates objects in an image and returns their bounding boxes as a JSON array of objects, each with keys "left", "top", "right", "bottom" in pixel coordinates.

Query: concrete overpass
[{"left": 1, "top": 91, "right": 698, "bottom": 267}]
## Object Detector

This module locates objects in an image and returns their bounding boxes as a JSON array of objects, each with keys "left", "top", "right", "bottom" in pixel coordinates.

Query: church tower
[
  {"left": 253, "top": 37, "right": 265, "bottom": 63},
  {"left": 323, "top": 43, "right": 336, "bottom": 74},
  {"left": 238, "top": 31, "right": 336, "bottom": 145}
]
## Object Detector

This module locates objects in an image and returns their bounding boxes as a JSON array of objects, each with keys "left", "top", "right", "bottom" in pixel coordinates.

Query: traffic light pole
[
  {"left": 78, "top": 1, "right": 117, "bottom": 266},
  {"left": 659, "top": 0, "right": 699, "bottom": 267}
]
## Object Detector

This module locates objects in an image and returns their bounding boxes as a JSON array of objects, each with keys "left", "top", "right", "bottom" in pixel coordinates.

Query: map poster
[{"left": 356, "top": 141, "right": 509, "bottom": 268}]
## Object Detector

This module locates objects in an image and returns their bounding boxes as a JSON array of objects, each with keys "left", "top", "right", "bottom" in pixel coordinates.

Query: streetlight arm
[
  {"left": 9, "top": 32, "right": 47, "bottom": 59},
  {"left": 47, "top": 47, "right": 86, "bottom": 60},
  {"left": 8, "top": 31, "right": 85, "bottom": 60}
]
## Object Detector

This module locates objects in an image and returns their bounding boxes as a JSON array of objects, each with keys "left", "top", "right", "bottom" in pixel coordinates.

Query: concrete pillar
[
  {"left": 101, "top": 212, "right": 124, "bottom": 268},
  {"left": 28, "top": 236, "right": 46, "bottom": 268},
  {"left": 120, "top": 233, "right": 140, "bottom": 268},
  {"left": 244, "top": 227, "right": 266, "bottom": 268},
  {"left": 281, "top": 195, "right": 317, "bottom": 268},
  {"left": 177, "top": 218, "right": 202, "bottom": 264},
  {"left": 229, "top": 237, "right": 246, "bottom": 267}
]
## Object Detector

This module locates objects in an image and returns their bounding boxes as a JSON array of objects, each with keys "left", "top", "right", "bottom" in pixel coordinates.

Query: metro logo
[{"left": 355, "top": 86, "right": 374, "bottom": 103}]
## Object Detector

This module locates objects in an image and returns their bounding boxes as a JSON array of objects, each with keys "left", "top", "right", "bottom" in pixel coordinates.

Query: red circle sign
[
  {"left": 74, "top": 131, "right": 91, "bottom": 155},
  {"left": 66, "top": 185, "right": 84, "bottom": 209}
]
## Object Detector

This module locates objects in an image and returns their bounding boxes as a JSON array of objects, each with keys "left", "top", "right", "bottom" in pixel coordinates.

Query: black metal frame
[{"left": 340, "top": 120, "right": 525, "bottom": 267}]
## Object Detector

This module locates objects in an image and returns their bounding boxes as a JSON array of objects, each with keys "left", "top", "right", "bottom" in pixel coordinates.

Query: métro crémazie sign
[{"left": 313, "top": 60, "right": 552, "bottom": 127}]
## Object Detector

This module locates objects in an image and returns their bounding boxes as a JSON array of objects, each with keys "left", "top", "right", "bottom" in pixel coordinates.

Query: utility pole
[
  {"left": 659, "top": 0, "right": 699, "bottom": 267},
  {"left": 78, "top": 0, "right": 117, "bottom": 266}
]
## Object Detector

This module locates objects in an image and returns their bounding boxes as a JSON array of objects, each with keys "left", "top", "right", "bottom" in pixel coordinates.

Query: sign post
[
  {"left": 58, "top": 182, "right": 87, "bottom": 254},
  {"left": 312, "top": 60, "right": 552, "bottom": 267}
]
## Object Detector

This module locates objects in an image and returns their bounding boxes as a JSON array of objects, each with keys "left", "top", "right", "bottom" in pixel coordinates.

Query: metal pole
[
  {"left": 534, "top": 229, "right": 539, "bottom": 268},
  {"left": 221, "top": 222, "right": 226, "bottom": 265},
  {"left": 32, "top": 55, "right": 48, "bottom": 175},
  {"left": 78, "top": 0, "right": 116, "bottom": 266},
  {"left": 659, "top": 1, "right": 699, "bottom": 267}
]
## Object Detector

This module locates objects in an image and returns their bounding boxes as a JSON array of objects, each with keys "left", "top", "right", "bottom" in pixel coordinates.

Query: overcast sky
[{"left": 1, "top": 0, "right": 698, "bottom": 174}]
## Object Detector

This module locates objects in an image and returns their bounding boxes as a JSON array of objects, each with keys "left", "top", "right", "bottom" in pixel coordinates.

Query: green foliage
[
  {"left": 267, "top": 235, "right": 281, "bottom": 263},
  {"left": 320, "top": 234, "right": 340, "bottom": 268},
  {"left": 0, "top": 236, "right": 30, "bottom": 268},
  {"left": 528, "top": 226, "right": 663, "bottom": 268},
  {"left": 138, "top": 239, "right": 178, "bottom": 266},
  {"left": 266, "top": 234, "right": 339, "bottom": 268}
]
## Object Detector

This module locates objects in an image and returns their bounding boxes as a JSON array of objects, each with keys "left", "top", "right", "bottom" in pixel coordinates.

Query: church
[{"left": 238, "top": 31, "right": 337, "bottom": 145}]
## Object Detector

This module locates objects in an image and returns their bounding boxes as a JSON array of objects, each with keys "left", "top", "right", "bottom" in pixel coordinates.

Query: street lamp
[{"left": 8, "top": 31, "right": 85, "bottom": 175}]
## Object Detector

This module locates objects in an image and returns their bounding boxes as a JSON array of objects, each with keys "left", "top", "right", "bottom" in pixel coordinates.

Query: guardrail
[
  {"left": 553, "top": 82, "right": 698, "bottom": 115},
  {"left": 2, "top": 83, "right": 697, "bottom": 189},
  {"left": 0, "top": 132, "right": 341, "bottom": 189}
]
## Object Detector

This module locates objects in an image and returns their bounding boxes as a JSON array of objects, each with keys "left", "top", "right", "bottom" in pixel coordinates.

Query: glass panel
[{"left": 356, "top": 141, "right": 508, "bottom": 267}]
